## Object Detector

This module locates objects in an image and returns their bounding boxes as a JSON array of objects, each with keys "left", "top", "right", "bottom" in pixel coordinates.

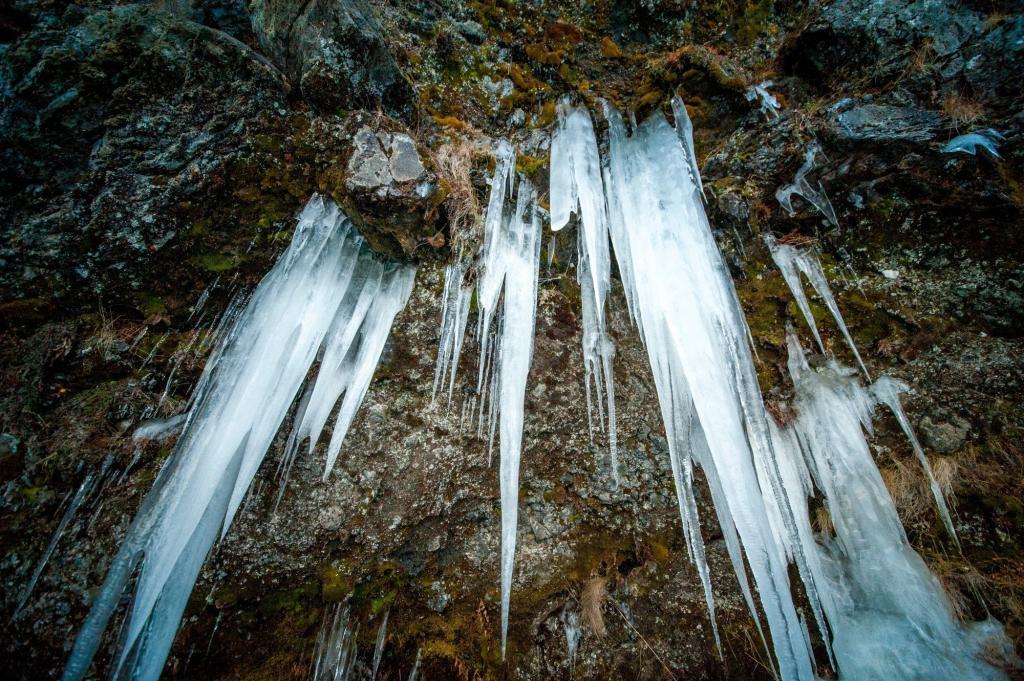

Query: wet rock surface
[{"left": 1, "top": 0, "right": 1023, "bottom": 679}]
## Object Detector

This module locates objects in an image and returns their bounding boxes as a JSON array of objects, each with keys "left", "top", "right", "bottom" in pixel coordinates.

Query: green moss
[
  {"left": 320, "top": 564, "right": 353, "bottom": 602},
  {"left": 259, "top": 581, "right": 319, "bottom": 614},
  {"left": 190, "top": 252, "right": 237, "bottom": 272}
]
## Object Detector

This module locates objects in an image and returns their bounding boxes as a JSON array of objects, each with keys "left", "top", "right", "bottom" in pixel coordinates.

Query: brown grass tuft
[
  {"left": 580, "top": 576, "right": 608, "bottom": 636},
  {"left": 943, "top": 93, "right": 985, "bottom": 128},
  {"left": 432, "top": 140, "right": 487, "bottom": 244}
]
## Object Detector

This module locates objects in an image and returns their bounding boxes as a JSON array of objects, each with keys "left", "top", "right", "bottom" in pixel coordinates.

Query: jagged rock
[
  {"left": 247, "top": 0, "right": 413, "bottom": 117},
  {"left": 828, "top": 99, "right": 940, "bottom": 143}
]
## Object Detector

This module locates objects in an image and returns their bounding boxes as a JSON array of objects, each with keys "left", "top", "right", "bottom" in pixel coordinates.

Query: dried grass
[
  {"left": 432, "top": 139, "right": 487, "bottom": 245},
  {"left": 580, "top": 576, "right": 608, "bottom": 636},
  {"left": 943, "top": 93, "right": 985, "bottom": 128}
]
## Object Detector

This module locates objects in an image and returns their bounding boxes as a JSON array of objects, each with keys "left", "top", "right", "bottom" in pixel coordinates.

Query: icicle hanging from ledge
[
  {"left": 62, "top": 196, "right": 415, "bottom": 681},
  {"left": 550, "top": 97, "right": 619, "bottom": 486},
  {"left": 428, "top": 139, "right": 542, "bottom": 656}
]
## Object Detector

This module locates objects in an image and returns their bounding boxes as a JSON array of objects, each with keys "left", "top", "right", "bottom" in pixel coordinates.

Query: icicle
[
  {"left": 471, "top": 141, "right": 542, "bottom": 655},
  {"left": 371, "top": 609, "right": 389, "bottom": 680},
  {"left": 313, "top": 605, "right": 358, "bottom": 681},
  {"left": 600, "top": 97, "right": 815, "bottom": 680},
  {"left": 63, "top": 196, "right": 414, "bottom": 681},
  {"left": 871, "top": 376, "right": 959, "bottom": 546},
  {"left": 942, "top": 129, "right": 1003, "bottom": 158},
  {"left": 15, "top": 471, "right": 96, "bottom": 615},
  {"left": 407, "top": 647, "right": 422, "bottom": 681},
  {"left": 550, "top": 97, "right": 619, "bottom": 486},
  {"left": 562, "top": 608, "right": 582, "bottom": 675},
  {"left": 432, "top": 258, "right": 473, "bottom": 407},
  {"left": 765, "top": 233, "right": 870, "bottom": 379},
  {"left": 670, "top": 96, "right": 706, "bottom": 201},
  {"left": 776, "top": 142, "right": 839, "bottom": 227},
  {"left": 132, "top": 414, "right": 187, "bottom": 443},
  {"left": 745, "top": 81, "right": 781, "bottom": 119}
]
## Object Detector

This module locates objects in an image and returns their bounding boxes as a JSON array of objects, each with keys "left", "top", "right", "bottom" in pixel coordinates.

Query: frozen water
[
  {"left": 63, "top": 196, "right": 414, "bottom": 681},
  {"left": 312, "top": 604, "right": 358, "bottom": 681},
  {"left": 371, "top": 609, "right": 389, "bottom": 680},
  {"left": 776, "top": 142, "right": 839, "bottom": 227},
  {"left": 551, "top": 98, "right": 619, "bottom": 484},
  {"left": 765, "top": 233, "right": 869, "bottom": 378},
  {"left": 942, "top": 129, "right": 1004, "bottom": 158},
  {"left": 746, "top": 80, "right": 781, "bottom": 118},
  {"left": 562, "top": 608, "right": 582, "bottom": 674}
]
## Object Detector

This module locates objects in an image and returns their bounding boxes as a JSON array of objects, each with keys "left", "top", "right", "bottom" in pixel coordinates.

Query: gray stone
[
  {"left": 385, "top": 134, "right": 426, "bottom": 183},
  {"left": 919, "top": 413, "right": 970, "bottom": 454},
  {"left": 831, "top": 101, "right": 940, "bottom": 143},
  {"left": 427, "top": 581, "right": 451, "bottom": 613},
  {"left": 346, "top": 126, "right": 392, "bottom": 190}
]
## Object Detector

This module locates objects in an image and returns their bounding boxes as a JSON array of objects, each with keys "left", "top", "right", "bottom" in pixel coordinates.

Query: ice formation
[
  {"left": 562, "top": 608, "right": 582, "bottom": 675},
  {"left": 312, "top": 605, "right": 359, "bottom": 681},
  {"left": 550, "top": 97, "right": 619, "bottom": 484},
  {"left": 371, "top": 609, "right": 390, "bottom": 680},
  {"left": 745, "top": 80, "right": 782, "bottom": 118},
  {"left": 942, "top": 128, "right": 1004, "bottom": 158},
  {"left": 764, "top": 233, "right": 869, "bottom": 378},
  {"left": 776, "top": 142, "right": 840, "bottom": 227},
  {"left": 761, "top": 334, "right": 1011, "bottom": 681},
  {"left": 541, "top": 96, "right": 1010, "bottom": 680},
  {"left": 63, "top": 196, "right": 415, "bottom": 681},
  {"left": 429, "top": 140, "right": 542, "bottom": 654}
]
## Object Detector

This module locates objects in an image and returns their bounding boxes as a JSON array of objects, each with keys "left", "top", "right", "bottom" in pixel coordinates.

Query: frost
[
  {"left": 942, "top": 129, "right": 1004, "bottom": 158},
  {"left": 745, "top": 80, "right": 781, "bottom": 119},
  {"left": 550, "top": 97, "right": 619, "bottom": 484},
  {"left": 775, "top": 142, "right": 839, "bottom": 227},
  {"left": 63, "top": 196, "right": 414, "bottom": 681},
  {"left": 764, "top": 233, "right": 869, "bottom": 378}
]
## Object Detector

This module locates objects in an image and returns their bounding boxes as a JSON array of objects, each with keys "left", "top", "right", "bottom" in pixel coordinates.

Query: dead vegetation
[
  {"left": 431, "top": 139, "right": 489, "bottom": 248},
  {"left": 580, "top": 575, "right": 608, "bottom": 636},
  {"left": 942, "top": 92, "right": 985, "bottom": 128}
]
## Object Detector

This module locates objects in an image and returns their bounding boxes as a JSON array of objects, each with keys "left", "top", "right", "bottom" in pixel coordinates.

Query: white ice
[
  {"left": 942, "top": 129, "right": 1004, "bottom": 158},
  {"left": 371, "top": 608, "right": 390, "bottom": 680},
  {"left": 550, "top": 97, "right": 619, "bottom": 485},
  {"left": 745, "top": 80, "right": 782, "bottom": 119},
  {"left": 63, "top": 195, "right": 414, "bottom": 681},
  {"left": 776, "top": 142, "right": 839, "bottom": 227},
  {"left": 313, "top": 604, "right": 358, "bottom": 681},
  {"left": 764, "top": 233, "right": 870, "bottom": 378}
]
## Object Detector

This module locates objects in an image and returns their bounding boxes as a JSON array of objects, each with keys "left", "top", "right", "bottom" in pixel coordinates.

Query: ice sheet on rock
[
  {"left": 765, "top": 233, "right": 870, "bottom": 379},
  {"left": 550, "top": 98, "right": 619, "bottom": 485},
  {"left": 132, "top": 414, "right": 187, "bottom": 442},
  {"left": 601, "top": 98, "right": 815, "bottom": 680},
  {"left": 63, "top": 196, "right": 414, "bottom": 681},
  {"left": 942, "top": 129, "right": 1004, "bottom": 158},
  {"left": 871, "top": 376, "right": 959, "bottom": 545},
  {"left": 745, "top": 80, "right": 781, "bottom": 119},
  {"left": 772, "top": 334, "right": 1013, "bottom": 681},
  {"left": 775, "top": 142, "right": 839, "bottom": 227}
]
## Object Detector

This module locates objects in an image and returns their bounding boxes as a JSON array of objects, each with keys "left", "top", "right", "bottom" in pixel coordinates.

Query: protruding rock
[{"left": 323, "top": 118, "right": 438, "bottom": 257}]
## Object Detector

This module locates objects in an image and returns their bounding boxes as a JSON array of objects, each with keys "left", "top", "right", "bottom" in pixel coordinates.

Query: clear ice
[
  {"left": 62, "top": 195, "right": 414, "bottom": 681},
  {"left": 550, "top": 97, "right": 619, "bottom": 484},
  {"left": 942, "top": 128, "right": 1004, "bottom": 158},
  {"left": 312, "top": 604, "right": 359, "bottom": 681},
  {"left": 776, "top": 142, "right": 840, "bottom": 227}
]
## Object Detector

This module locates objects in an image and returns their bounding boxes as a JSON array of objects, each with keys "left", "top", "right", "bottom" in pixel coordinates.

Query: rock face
[
  {"left": 1, "top": 0, "right": 1023, "bottom": 680},
  {"left": 248, "top": 0, "right": 413, "bottom": 116}
]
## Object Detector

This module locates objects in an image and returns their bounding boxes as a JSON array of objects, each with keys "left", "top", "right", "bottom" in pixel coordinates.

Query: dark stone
[
  {"left": 828, "top": 99, "right": 940, "bottom": 143},
  {"left": 247, "top": 0, "right": 413, "bottom": 117}
]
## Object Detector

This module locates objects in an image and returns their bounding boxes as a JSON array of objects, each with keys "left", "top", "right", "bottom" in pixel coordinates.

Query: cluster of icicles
[{"left": 59, "top": 97, "right": 1015, "bottom": 681}]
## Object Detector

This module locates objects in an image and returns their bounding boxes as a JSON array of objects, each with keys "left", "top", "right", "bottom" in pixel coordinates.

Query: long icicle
[{"left": 63, "top": 196, "right": 414, "bottom": 681}]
